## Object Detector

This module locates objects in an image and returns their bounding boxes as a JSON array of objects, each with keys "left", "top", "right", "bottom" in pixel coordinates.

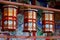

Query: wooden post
[
  {"left": 32, "top": 32, "right": 36, "bottom": 40},
  {"left": 46, "top": 33, "right": 50, "bottom": 40}
]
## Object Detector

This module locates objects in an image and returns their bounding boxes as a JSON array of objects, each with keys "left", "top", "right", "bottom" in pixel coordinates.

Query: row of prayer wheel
[{"left": 1, "top": 5, "right": 54, "bottom": 33}]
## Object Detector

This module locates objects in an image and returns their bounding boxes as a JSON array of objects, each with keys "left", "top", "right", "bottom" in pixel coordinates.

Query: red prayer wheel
[
  {"left": 42, "top": 11, "right": 55, "bottom": 33},
  {"left": 23, "top": 9, "right": 37, "bottom": 32},
  {"left": 2, "top": 5, "right": 18, "bottom": 31}
]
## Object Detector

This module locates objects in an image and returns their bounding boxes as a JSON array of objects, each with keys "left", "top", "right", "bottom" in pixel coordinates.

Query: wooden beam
[
  {"left": 0, "top": 1, "right": 60, "bottom": 12},
  {"left": 0, "top": 35, "right": 60, "bottom": 39}
]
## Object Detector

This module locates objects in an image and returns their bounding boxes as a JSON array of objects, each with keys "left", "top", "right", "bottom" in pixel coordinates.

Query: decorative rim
[
  {"left": 43, "top": 10, "right": 54, "bottom": 13},
  {"left": 3, "top": 5, "right": 18, "bottom": 8}
]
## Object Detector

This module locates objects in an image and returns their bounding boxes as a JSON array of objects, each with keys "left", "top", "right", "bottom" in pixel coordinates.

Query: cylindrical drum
[
  {"left": 23, "top": 9, "right": 37, "bottom": 32},
  {"left": 42, "top": 11, "right": 54, "bottom": 33},
  {"left": 2, "top": 5, "right": 18, "bottom": 31}
]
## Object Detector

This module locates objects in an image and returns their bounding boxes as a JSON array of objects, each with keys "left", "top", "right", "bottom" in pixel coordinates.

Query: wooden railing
[
  {"left": 0, "top": 0, "right": 60, "bottom": 12},
  {"left": 0, "top": 35, "right": 59, "bottom": 39}
]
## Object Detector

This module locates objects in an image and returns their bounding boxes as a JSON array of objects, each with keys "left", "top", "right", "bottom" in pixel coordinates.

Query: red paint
[
  {"left": 46, "top": 39, "right": 50, "bottom": 40},
  {"left": 32, "top": 32, "right": 36, "bottom": 40}
]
